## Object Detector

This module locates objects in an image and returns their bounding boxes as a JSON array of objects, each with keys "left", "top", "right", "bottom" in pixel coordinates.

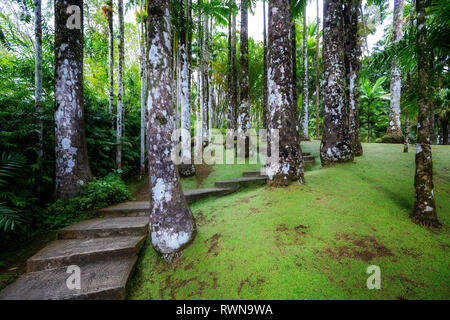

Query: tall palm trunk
[
  {"left": 344, "top": 0, "right": 363, "bottom": 156},
  {"left": 147, "top": 0, "right": 196, "bottom": 257},
  {"left": 139, "top": 0, "right": 146, "bottom": 176},
  {"left": 315, "top": 0, "right": 320, "bottom": 139},
  {"left": 412, "top": 0, "right": 439, "bottom": 227},
  {"left": 202, "top": 3, "right": 209, "bottom": 144},
  {"left": 300, "top": 6, "right": 309, "bottom": 140},
  {"left": 116, "top": 0, "right": 124, "bottom": 170},
  {"left": 267, "top": 0, "right": 304, "bottom": 186},
  {"left": 238, "top": 0, "right": 250, "bottom": 132},
  {"left": 387, "top": 0, "right": 404, "bottom": 137},
  {"left": 226, "top": 1, "right": 237, "bottom": 146},
  {"left": 263, "top": 0, "right": 268, "bottom": 129},
  {"left": 320, "top": 0, "right": 354, "bottom": 166},
  {"left": 179, "top": 0, "right": 195, "bottom": 176},
  {"left": 107, "top": 0, "right": 114, "bottom": 116},
  {"left": 195, "top": 0, "right": 203, "bottom": 160},
  {"left": 54, "top": 0, "right": 92, "bottom": 200},
  {"left": 35, "top": 0, "right": 43, "bottom": 161},
  {"left": 208, "top": 0, "right": 214, "bottom": 143}
]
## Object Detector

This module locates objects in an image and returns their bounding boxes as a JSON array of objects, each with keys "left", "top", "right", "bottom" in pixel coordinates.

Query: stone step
[
  {"left": 303, "top": 152, "right": 311, "bottom": 156},
  {"left": 99, "top": 187, "right": 236, "bottom": 216},
  {"left": 27, "top": 235, "right": 146, "bottom": 272},
  {"left": 0, "top": 256, "right": 137, "bottom": 300},
  {"left": 184, "top": 188, "right": 235, "bottom": 203},
  {"left": 98, "top": 201, "right": 149, "bottom": 217},
  {"left": 214, "top": 176, "right": 267, "bottom": 190},
  {"left": 59, "top": 216, "right": 149, "bottom": 240},
  {"left": 242, "top": 170, "right": 267, "bottom": 178},
  {"left": 304, "top": 155, "right": 315, "bottom": 163}
]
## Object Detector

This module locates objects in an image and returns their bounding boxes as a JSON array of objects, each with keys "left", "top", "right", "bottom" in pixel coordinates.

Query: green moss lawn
[{"left": 127, "top": 141, "right": 450, "bottom": 300}]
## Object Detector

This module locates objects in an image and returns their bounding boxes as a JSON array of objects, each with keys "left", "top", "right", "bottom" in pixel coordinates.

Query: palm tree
[
  {"left": 320, "top": 0, "right": 353, "bottom": 166},
  {"left": 412, "top": 0, "right": 439, "bottom": 227},
  {"left": 54, "top": 0, "right": 92, "bottom": 200},
  {"left": 359, "top": 77, "right": 390, "bottom": 143},
  {"left": 267, "top": 0, "right": 304, "bottom": 186},
  {"left": 386, "top": 0, "right": 404, "bottom": 138},
  {"left": 300, "top": 2, "right": 309, "bottom": 141},
  {"left": 34, "top": 0, "right": 43, "bottom": 162},
  {"left": 116, "top": 0, "right": 124, "bottom": 171},
  {"left": 147, "top": 0, "right": 197, "bottom": 257},
  {"left": 179, "top": 0, "right": 195, "bottom": 176},
  {"left": 315, "top": 0, "right": 320, "bottom": 140},
  {"left": 344, "top": 0, "right": 363, "bottom": 156}
]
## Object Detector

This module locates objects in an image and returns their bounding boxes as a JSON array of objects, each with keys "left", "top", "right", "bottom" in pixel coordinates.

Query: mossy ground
[{"left": 127, "top": 141, "right": 450, "bottom": 300}]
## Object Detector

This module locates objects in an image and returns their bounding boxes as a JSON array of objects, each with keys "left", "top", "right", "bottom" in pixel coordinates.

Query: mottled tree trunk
[
  {"left": 263, "top": 0, "right": 268, "bottom": 129},
  {"left": 147, "top": 0, "right": 197, "bottom": 257},
  {"left": 35, "top": 0, "right": 43, "bottom": 161},
  {"left": 117, "top": 0, "right": 124, "bottom": 170},
  {"left": 412, "top": 0, "right": 439, "bottom": 227},
  {"left": 54, "top": 0, "right": 92, "bottom": 200},
  {"left": 387, "top": 0, "right": 404, "bottom": 137},
  {"left": 195, "top": 0, "right": 203, "bottom": 160},
  {"left": 238, "top": 0, "right": 250, "bottom": 132},
  {"left": 404, "top": 118, "right": 409, "bottom": 152},
  {"left": 179, "top": 0, "right": 195, "bottom": 176},
  {"left": 208, "top": 1, "right": 214, "bottom": 143},
  {"left": 315, "top": 0, "right": 320, "bottom": 140},
  {"left": 202, "top": 3, "right": 209, "bottom": 144},
  {"left": 267, "top": 0, "right": 304, "bottom": 186},
  {"left": 139, "top": 0, "right": 146, "bottom": 176},
  {"left": 107, "top": 0, "right": 114, "bottom": 116},
  {"left": 238, "top": 0, "right": 250, "bottom": 157},
  {"left": 226, "top": 1, "right": 237, "bottom": 145},
  {"left": 344, "top": 0, "right": 363, "bottom": 156},
  {"left": 300, "top": 7, "right": 309, "bottom": 141},
  {"left": 320, "top": 0, "right": 354, "bottom": 166}
]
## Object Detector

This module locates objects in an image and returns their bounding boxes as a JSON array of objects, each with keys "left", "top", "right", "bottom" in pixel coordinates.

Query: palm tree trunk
[
  {"left": 107, "top": 0, "right": 114, "bottom": 116},
  {"left": 387, "top": 0, "right": 404, "bottom": 137},
  {"left": 263, "top": 0, "right": 268, "bottom": 130},
  {"left": 226, "top": 1, "right": 237, "bottom": 147},
  {"left": 320, "top": 0, "right": 354, "bottom": 166},
  {"left": 267, "top": 0, "right": 304, "bottom": 186},
  {"left": 179, "top": 0, "right": 195, "bottom": 176},
  {"left": 195, "top": 0, "right": 203, "bottom": 161},
  {"left": 300, "top": 6, "right": 309, "bottom": 141},
  {"left": 412, "top": 0, "right": 439, "bottom": 227},
  {"left": 238, "top": 0, "right": 250, "bottom": 158},
  {"left": 139, "top": 0, "right": 146, "bottom": 176},
  {"left": 147, "top": 0, "right": 197, "bottom": 257},
  {"left": 35, "top": 0, "right": 43, "bottom": 162},
  {"left": 117, "top": 0, "right": 124, "bottom": 170},
  {"left": 344, "top": 0, "right": 363, "bottom": 156},
  {"left": 202, "top": 2, "right": 209, "bottom": 144},
  {"left": 315, "top": 0, "right": 320, "bottom": 140},
  {"left": 54, "top": 0, "right": 92, "bottom": 200}
]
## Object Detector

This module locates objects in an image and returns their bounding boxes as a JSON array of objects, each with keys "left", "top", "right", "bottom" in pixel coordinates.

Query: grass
[{"left": 127, "top": 141, "right": 450, "bottom": 300}]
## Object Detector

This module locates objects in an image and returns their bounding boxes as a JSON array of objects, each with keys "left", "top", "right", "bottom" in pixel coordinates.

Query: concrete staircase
[{"left": 0, "top": 215, "right": 147, "bottom": 300}]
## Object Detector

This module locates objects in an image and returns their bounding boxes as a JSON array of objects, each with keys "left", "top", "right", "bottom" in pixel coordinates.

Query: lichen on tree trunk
[
  {"left": 300, "top": 6, "right": 309, "bottom": 141},
  {"left": 266, "top": 0, "right": 304, "bottom": 186},
  {"left": 54, "top": 0, "right": 92, "bottom": 200},
  {"left": 344, "top": 0, "right": 363, "bottom": 156},
  {"left": 411, "top": 0, "right": 440, "bottom": 227},
  {"left": 147, "top": 0, "right": 196, "bottom": 257},
  {"left": 320, "top": 0, "right": 354, "bottom": 166},
  {"left": 387, "top": 0, "right": 404, "bottom": 137},
  {"left": 117, "top": 0, "right": 124, "bottom": 170}
]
